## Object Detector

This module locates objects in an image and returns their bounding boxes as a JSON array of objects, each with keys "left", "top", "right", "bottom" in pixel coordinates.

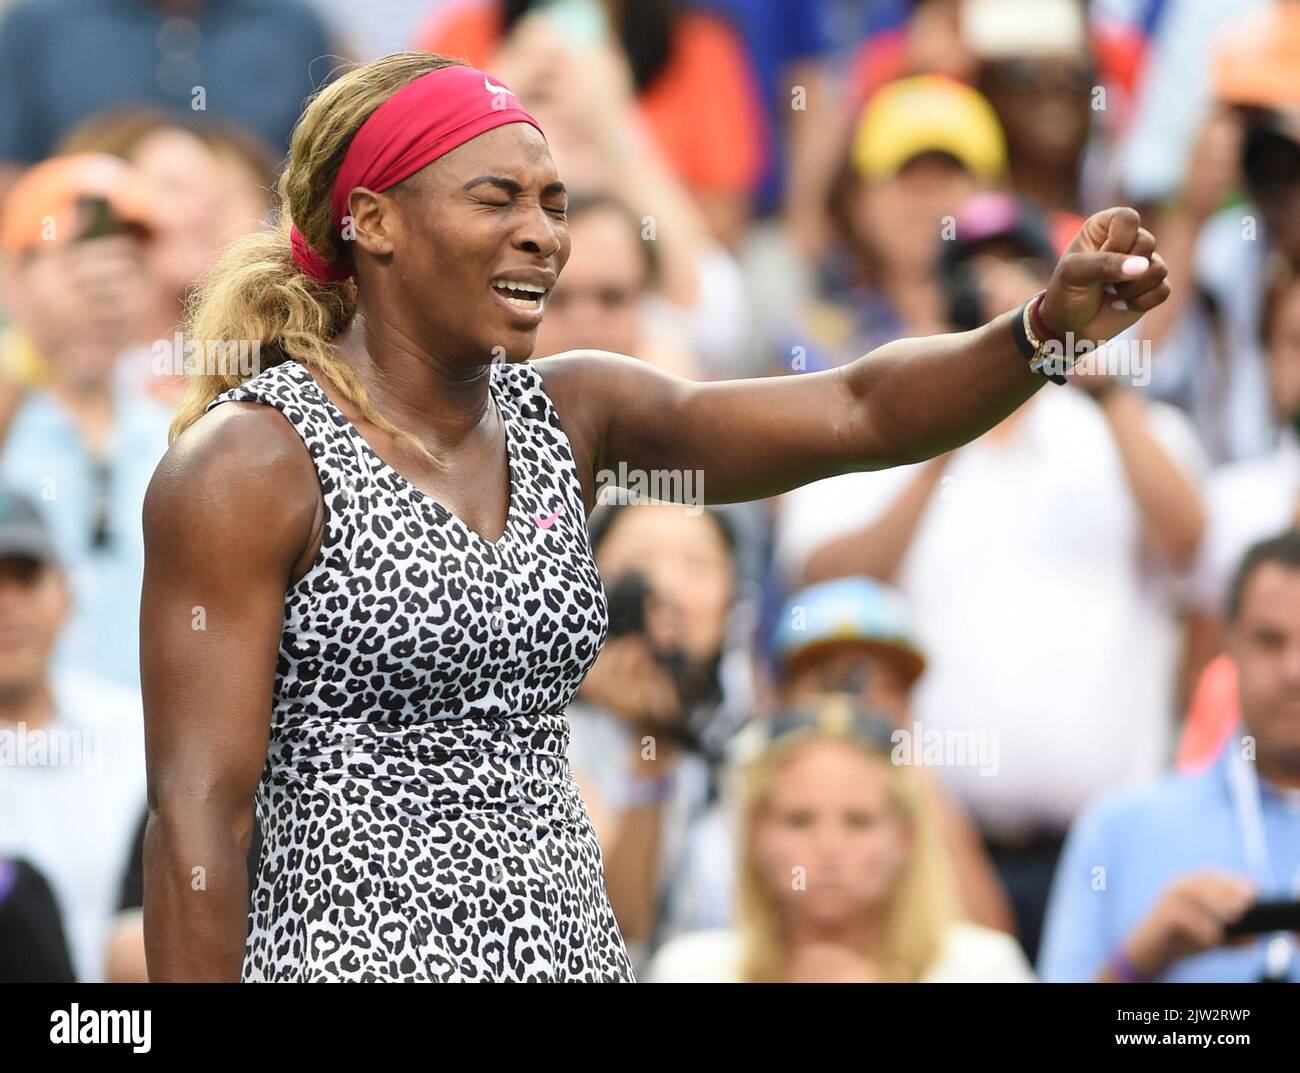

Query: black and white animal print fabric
[{"left": 206, "top": 358, "right": 635, "bottom": 982}]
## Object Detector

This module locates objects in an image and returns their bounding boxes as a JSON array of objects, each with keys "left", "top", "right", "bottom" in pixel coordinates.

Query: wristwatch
[{"left": 1011, "top": 291, "right": 1069, "bottom": 385}]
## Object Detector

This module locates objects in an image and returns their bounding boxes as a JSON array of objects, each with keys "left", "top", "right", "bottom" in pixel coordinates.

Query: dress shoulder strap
[
  {"left": 206, "top": 360, "right": 366, "bottom": 492},
  {"left": 205, "top": 360, "right": 367, "bottom": 574}
]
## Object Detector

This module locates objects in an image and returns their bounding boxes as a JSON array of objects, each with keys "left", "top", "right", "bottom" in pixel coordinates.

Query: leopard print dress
[{"left": 206, "top": 358, "right": 635, "bottom": 982}]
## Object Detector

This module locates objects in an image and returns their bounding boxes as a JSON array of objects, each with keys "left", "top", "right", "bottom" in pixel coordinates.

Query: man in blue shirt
[{"left": 1039, "top": 530, "right": 1300, "bottom": 982}]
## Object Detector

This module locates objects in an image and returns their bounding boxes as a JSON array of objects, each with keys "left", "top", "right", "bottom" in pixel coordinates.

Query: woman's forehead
[{"left": 436, "top": 122, "right": 557, "bottom": 184}]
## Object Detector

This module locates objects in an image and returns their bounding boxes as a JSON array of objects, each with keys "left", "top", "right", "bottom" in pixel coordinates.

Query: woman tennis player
[{"left": 140, "top": 52, "right": 1169, "bottom": 982}]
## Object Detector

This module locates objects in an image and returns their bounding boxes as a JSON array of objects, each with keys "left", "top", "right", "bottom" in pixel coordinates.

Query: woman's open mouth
[{"left": 490, "top": 278, "right": 549, "bottom": 312}]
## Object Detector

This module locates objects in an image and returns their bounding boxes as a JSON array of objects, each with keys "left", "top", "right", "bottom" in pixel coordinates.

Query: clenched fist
[{"left": 1038, "top": 206, "right": 1171, "bottom": 346}]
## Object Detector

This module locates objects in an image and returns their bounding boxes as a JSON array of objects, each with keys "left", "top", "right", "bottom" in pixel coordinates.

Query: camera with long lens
[{"left": 601, "top": 569, "right": 720, "bottom": 752}]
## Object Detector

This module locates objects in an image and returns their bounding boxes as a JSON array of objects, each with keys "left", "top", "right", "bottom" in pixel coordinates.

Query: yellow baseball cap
[
  {"left": 852, "top": 75, "right": 1007, "bottom": 183},
  {"left": 0, "top": 153, "right": 154, "bottom": 258}
]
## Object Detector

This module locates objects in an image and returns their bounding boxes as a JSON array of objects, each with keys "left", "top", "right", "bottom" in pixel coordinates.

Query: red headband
[{"left": 290, "top": 64, "right": 545, "bottom": 283}]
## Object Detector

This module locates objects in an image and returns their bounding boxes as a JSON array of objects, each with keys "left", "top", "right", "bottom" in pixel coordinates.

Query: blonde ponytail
[{"left": 170, "top": 51, "right": 467, "bottom": 460}]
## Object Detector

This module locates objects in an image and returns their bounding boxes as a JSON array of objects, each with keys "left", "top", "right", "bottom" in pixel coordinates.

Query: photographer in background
[
  {"left": 0, "top": 153, "right": 173, "bottom": 689},
  {"left": 566, "top": 500, "right": 755, "bottom": 964},
  {"left": 1040, "top": 531, "right": 1300, "bottom": 983},
  {"left": 1137, "top": 7, "right": 1300, "bottom": 464}
]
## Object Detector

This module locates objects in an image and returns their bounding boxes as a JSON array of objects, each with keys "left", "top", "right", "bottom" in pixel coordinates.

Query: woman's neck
[{"left": 347, "top": 314, "right": 496, "bottom": 446}]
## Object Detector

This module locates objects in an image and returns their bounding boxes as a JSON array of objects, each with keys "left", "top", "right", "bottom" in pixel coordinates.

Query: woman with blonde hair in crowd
[{"left": 645, "top": 696, "right": 1034, "bottom": 982}]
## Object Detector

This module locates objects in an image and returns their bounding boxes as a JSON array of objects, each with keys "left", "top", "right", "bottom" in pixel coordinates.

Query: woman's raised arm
[{"left": 539, "top": 207, "right": 1170, "bottom": 507}]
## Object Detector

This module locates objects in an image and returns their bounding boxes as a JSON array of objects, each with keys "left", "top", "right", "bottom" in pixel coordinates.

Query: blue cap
[
  {"left": 773, "top": 576, "right": 925, "bottom": 683},
  {"left": 0, "top": 489, "right": 56, "bottom": 564}
]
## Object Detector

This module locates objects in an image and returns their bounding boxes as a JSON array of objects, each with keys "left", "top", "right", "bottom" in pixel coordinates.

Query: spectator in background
[
  {"left": 771, "top": 576, "right": 1015, "bottom": 934},
  {"left": 693, "top": 0, "right": 834, "bottom": 223},
  {"left": 567, "top": 501, "right": 757, "bottom": 966},
  {"left": 0, "top": 154, "right": 173, "bottom": 688},
  {"left": 1040, "top": 531, "right": 1300, "bottom": 983},
  {"left": 774, "top": 192, "right": 1206, "bottom": 961},
  {"left": 644, "top": 696, "right": 1034, "bottom": 982},
  {"left": 1177, "top": 260, "right": 1300, "bottom": 771},
  {"left": 845, "top": 0, "right": 978, "bottom": 103},
  {"left": 58, "top": 109, "right": 277, "bottom": 405},
  {"left": 843, "top": 0, "right": 1151, "bottom": 248},
  {"left": 1140, "top": 5, "right": 1300, "bottom": 464},
  {"left": 1195, "top": 261, "right": 1300, "bottom": 627},
  {"left": 847, "top": 0, "right": 1149, "bottom": 154},
  {"left": 691, "top": 0, "right": 847, "bottom": 271},
  {"left": 532, "top": 192, "right": 699, "bottom": 378},
  {"left": 778, "top": 76, "right": 1005, "bottom": 373},
  {"left": 415, "top": 0, "right": 767, "bottom": 247},
  {"left": 970, "top": 0, "right": 1099, "bottom": 222},
  {"left": 775, "top": 577, "right": 928, "bottom": 716},
  {"left": 0, "top": 0, "right": 335, "bottom": 189},
  {"left": 0, "top": 491, "right": 146, "bottom": 982}
]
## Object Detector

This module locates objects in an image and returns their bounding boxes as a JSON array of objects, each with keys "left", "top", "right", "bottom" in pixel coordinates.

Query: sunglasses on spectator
[{"left": 766, "top": 694, "right": 898, "bottom": 753}]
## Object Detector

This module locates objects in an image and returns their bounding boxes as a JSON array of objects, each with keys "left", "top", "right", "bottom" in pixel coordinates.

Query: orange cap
[
  {"left": 0, "top": 153, "right": 155, "bottom": 258},
  {"left": 1214, "top": 4, "right": 1300, "bottom": 108}
]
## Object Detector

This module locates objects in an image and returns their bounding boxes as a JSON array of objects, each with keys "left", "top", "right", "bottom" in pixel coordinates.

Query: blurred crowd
[{"left": 1, "top": 0, "right": 1299, "bottom": 985}]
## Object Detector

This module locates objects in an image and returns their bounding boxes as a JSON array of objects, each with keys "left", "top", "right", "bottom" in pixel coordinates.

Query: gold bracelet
[{"left": 1023, "top": 299, "right": 1043, "bottom": 353}]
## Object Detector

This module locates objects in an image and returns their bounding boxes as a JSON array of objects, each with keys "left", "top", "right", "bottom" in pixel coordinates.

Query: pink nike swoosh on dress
[{"left": 535, "top": 503, "right": 565, "bottom": 529}]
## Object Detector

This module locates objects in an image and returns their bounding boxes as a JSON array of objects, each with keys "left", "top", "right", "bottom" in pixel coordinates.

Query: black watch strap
[{"left": 1010, "top": 300, "right": 1067, "bottom": 385}]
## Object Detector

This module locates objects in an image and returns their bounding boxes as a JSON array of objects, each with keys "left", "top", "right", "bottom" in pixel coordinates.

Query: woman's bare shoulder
[
  {"left": 528, "top": 349, "right": 689, "bottom": 435},
  {"left": 144, "top": 401, "right": 321, "bottom": 565},
  {"left": 530, "top": 349, "right": 684, "bottom": 391}
]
